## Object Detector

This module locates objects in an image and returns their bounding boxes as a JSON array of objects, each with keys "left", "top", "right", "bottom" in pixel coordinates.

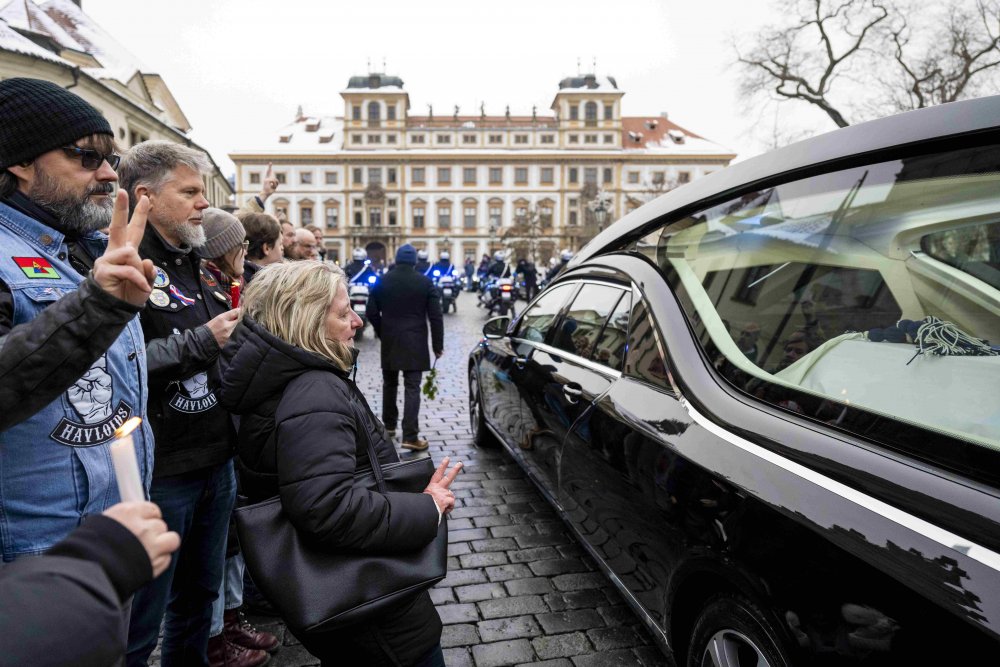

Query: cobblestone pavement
[{"left": 168, "top": 291, "right": 670, "bottom": 667}]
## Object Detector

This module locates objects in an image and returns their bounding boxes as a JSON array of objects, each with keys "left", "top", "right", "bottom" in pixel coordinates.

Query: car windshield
[{"left": 635, "top": 144, "right": 1000, "bottom": 455}]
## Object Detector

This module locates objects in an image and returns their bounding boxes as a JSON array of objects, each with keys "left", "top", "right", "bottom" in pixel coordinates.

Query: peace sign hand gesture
[
  {"left": 92, "top": 190, "right": 156, "bottom": 308},
  {"left": 260, "top": 162, "right": 279, "bottom": 200}
]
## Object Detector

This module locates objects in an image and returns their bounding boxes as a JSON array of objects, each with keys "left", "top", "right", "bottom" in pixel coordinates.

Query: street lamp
[
  {"left": 441, "top": 235, "right": 451, "bottom": 259},
  {"left": 587, "top": 190, "right": 613, "bottom": 233}
]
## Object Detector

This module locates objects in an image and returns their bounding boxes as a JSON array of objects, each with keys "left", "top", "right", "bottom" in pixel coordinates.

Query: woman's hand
[{"left": 423, "top": 456, "right": 463, "bottom": 515}]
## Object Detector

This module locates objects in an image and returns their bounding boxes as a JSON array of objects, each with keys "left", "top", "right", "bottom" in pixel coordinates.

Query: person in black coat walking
[
  {"left": 368, "top": 244, "right": 444, "bottom": 451},
  {"left": 219, "top": 261, "right": 461, "bottom": 667}
]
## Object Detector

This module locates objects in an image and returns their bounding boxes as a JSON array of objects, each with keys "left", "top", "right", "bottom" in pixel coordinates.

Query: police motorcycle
[
  {"left": 346, "top": 249, "right": 379, "bottom": 339},
  {"left": 429, "top": 252, "right": 460, "bottom": 314},
  {"left": 478, "top": 253, "right": 516, "bottom": 317}
]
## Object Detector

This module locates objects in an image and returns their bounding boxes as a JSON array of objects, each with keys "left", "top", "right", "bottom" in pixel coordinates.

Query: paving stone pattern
[{"left": 162, "top": 293, "right": 668, "bottom": 667}]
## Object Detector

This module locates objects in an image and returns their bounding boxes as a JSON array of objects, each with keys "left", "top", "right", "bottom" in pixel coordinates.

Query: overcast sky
[{"left": 83, "top": 0, "right": 833, "bottom": 175}]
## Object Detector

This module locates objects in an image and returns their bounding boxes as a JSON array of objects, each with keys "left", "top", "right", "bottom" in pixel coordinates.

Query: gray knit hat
[
  {"left": 0, "top": 78, "right": 113, "bottom": 169},
  {"left": 201, "top": 208, "right": 246, "bottom": 259}
]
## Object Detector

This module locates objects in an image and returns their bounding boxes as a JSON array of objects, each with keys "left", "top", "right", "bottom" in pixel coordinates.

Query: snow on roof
[
  {"left": 0, "top": 16, "right": 67, "bottom": 64},
  {"left": 0, "top": 0, "right": 83, "bottom": 51},
  {"left": 39, "top": 0, "right": 148, "bottom": 85}
]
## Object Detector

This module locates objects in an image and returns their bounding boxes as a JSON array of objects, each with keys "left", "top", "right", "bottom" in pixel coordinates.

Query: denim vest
[{"left": 0, "top": 202, "right": 154, "bottom": 560}]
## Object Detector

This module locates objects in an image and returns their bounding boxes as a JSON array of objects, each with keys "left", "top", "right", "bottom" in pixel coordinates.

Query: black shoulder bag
[{"left": 233, "top": 417, "right": 448, "bottom": 636}]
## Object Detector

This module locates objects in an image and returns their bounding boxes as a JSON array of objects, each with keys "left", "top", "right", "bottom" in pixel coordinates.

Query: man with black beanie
[
  {"left": 368, "top": 243, "right": 444, "bottom": 451},
  {"left": 0, "top": 76, "right": 164, "bottom": 663}
]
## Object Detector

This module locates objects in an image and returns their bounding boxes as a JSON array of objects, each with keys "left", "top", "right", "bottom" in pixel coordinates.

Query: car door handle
[
  {"left": 514, "top": 356, "right": 528, "bottom": 368},
  {"left": 562, "top": 384, "right": 583, "bottom": 402}
]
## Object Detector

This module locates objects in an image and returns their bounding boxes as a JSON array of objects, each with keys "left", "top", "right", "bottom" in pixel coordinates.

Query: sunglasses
[{"left": 62, "top": 145, "right": 121, "bottom": 170}]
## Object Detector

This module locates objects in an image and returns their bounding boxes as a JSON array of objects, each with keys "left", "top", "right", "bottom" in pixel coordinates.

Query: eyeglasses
[
  {"left": 62, "top": 145, "right": 121, "bottom": 170},
  {"left": 240, "top": 241, "right": 250, "bottom": 253}
]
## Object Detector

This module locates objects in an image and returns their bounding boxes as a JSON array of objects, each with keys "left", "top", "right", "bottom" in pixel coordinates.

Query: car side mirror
[{"left": 483, "top": 316, "right": 511, "bottom": 339}]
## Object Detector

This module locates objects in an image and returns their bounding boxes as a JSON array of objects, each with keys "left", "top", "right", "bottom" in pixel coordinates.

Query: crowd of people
[{"left": 0, "top": 78, "right": 460, "bottom": 667}]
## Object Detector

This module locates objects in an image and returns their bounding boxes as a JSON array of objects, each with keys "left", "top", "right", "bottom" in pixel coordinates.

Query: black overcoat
[{"left": 367, "top": 264, "right": 444, "bottom": 371}]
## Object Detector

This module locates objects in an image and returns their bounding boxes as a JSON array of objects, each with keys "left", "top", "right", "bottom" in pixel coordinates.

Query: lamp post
[
  {"left": 441, "top": 235, "right": 451, "bottom": 259},
  {"left": 587, "top": 190, "right": 613, "bottom": 234},
  {"left": 488, "top": 220, "right": 498, "bottom": 254}
]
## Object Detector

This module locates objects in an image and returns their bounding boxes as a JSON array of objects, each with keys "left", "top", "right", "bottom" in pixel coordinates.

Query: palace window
[
  {"left": 369, "top": 208, "right": 382, "bottom": 226},
  {"left": 540, "top": 205, "right": 553, "bottom": 228},
  {"left": 438, "top": 207, "right": 451, "bottom": 230},
  {"left": 300, "top": 172, "right": 313, "bottom": 184},
  {"left": 585, "top": 101, "right": 597, "bottom": 126},
  {"left": 387, "top": 168, "right": 397, "bottom": 184},
  {"left": 678, "top": 171, "right": 691, "bottom": 183},
  {"left": 388, "top": 210, "right": 397, "bottom": 226},
  {"left": 604, "top": 104, "right": 613, "bottom": 120},
  {"left": 367, "top": 134, "right": 382, "bottom": 144},
  {"left": 584, "top": 167, "right": 597, "bottom": 184},
  {"left": 568, "top": 168, "right": 579, "bottom": 184},
  {"left": 569, "top": 104, "right": 579, "bottom": 120},
  {"left": 628, "top": 171, "right": 640, "bottom": 184},
  {"left": 325, "top": 171, "right": 338, "bottom": 185},
  {"left": 411, "top": 134, "right": 426, "bottom": 144},
  {"left": 436, "top": 134, "right": 452, "bottom": 144},
  {"left": 489, "top": 134, "right": 503, "bottom": 144},
  {"left": 353, "top": 198, "right": 364, "bottom": 207},
  {"left": 514, "top": 167, "right": 528, "bottom": 184},
  {"left": 325, "top": 204, "right": 339, "bottom": 228},
  {"left": 585, "top": 134, "right": 598, "bottom": 144},
  {"left": 300, "top": 204, "right": 313, "bottom": 226},
  {"left": 387, "top": 105, "right": 397, "bottom": 121},
  {"left": 249, "top": 173, "right": 260, "bottom": 185},
  {"left": 569, "top": 210, "right": 578, "bottom": 226},
  {"left": 438, "top": 167, "right": 452, "bottom": 185},
  {"left": 463, "top": 167, "right": 477, "bottom": 185},
  {"left": 540, "top": 167, "right": 554, "bottom": 184},
  {"left": 463, "top": 205, "right": 477, "bottom": 229},
  {"left": 514, "top": 134, "right": 528, "bottom": 144},
  {"left": 352, "top": 105, "right": 361, "bottom": 120},
  {"left": 488, "top": 204, "right": 502, "bottom": 228},
  {"left": 367, "top": 101, "right": 380, "bottom": 125},
  {"left": 386, "top": 135, "right": 397, "bottom": 144},
  {"left": 603, "top": 167, "right": 613, "bottom": 184},
  {"left": 275, "top": 173, "right": 287, "bottom": 184},
  {"left": 462, "top": 134, "right": 477, "bottom": 144},
  {"left": 489, "top": 167, "right": 502, "bottom": 185},
  {"left": 412, "top": 167, "right": 426, "bottom": 184},
  {"left": 368, "top": 167, "right": 382, "bottom": 184},
  {"left": 540, "top": 134, "right": 555, "bottom": 144},
  {"left": 413, "top": 208, "right": 425, "bottom": 229},
  {"left": 352, "top": 168, "right": 363, "bottom": 184},
  {"left": 568, "top": 134, "right": 579, "bottom": 143},
  {"left": 603, "top": 134, "right": 614, "bottom": 144},
  {"left": 354, "top": 210, "right": 363, "bottom": 226},
  {"left": 352, "top": 134, "right": 363, "bottom": 144}
]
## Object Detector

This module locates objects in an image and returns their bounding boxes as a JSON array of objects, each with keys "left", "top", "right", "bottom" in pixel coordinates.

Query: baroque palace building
[
  {"left": 0, "top": 0, "right": 233, "bottom": 206},
  {"left": 231, "top": 72, "right": 735, "bottom": 265}
]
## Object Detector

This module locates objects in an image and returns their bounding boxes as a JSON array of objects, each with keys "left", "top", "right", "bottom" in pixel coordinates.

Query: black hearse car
[{"left": 468, "top": 97, "right": 1000, "bottom": 666}]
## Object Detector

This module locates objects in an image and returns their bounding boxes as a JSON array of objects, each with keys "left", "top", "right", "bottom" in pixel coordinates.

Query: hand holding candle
[
  {"left": 230, "top": 281, "right": 241, "bottom": 309},
  {"left": 112, "top": 417, "right": 145, "bottom": 503}
]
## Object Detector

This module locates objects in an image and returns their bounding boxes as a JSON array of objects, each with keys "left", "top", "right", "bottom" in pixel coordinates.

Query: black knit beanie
[{"left": 0, "top": 78, "right": 113, "bottom": 169}]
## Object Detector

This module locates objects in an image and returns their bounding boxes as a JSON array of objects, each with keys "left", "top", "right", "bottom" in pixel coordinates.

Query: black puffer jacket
[{"left": 219, "top": 317, "right": 442, "bottom": 665}]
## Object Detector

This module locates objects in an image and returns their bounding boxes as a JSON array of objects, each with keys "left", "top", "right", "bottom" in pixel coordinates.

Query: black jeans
[{"left": 382, "top": 369, "right": 422, "bottom": 441}]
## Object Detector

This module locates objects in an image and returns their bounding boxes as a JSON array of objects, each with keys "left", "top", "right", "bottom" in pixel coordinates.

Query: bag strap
[{"left": 354, "top": 404, "right": 387, "bottom": 494}]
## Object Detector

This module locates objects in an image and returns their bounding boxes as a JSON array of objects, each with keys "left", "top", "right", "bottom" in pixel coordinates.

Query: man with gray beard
[{"left": 117, "top": 141, "right": 242, "bottom": 667}]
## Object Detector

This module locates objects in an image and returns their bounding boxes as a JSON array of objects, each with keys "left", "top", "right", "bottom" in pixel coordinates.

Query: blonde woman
[{"left": 219, "top": 261, "right": 460, "bottom": 667}]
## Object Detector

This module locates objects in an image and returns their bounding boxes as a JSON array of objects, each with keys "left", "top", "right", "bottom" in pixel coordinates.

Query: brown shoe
[
  {"left": 208, "top": 633, "right": 270, "bottom": 667},
  {"left": 400, "top": 438, "right": 429, "bottom": 451},
  {"left": 224, "top": 609, "right": 280, "bottom": 652}
]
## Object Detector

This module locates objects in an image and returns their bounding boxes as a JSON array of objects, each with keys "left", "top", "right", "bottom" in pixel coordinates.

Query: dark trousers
[
  {"left": 126, "top": 460, "right": 236, "bottom": 667},
  {"left": 382, "top": 369, "right": 422, "bottom": 441}
]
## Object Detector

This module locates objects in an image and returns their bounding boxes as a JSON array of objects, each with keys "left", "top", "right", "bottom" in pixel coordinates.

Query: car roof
[{"left": 572, "top": 94, "right": 1000, "bottom": 267}]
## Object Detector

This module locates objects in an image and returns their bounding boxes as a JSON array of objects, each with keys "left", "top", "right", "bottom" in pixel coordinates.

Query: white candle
[{"left": 111, "top": 417, "right": 145, "bottom": 503}]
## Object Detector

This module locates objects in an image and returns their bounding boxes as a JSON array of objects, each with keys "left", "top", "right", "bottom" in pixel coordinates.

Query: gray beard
[
  {"left": 173, "top": 220, "right": 206, "bottom": 248},
  {"left": 29, "top": 171, "right": 113, "bottom": 235}
]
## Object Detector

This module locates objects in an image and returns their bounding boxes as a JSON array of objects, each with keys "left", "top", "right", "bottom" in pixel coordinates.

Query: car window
[
  {"left": 515, "top": 283, "right": 576, "bottom": 343},
  {"left": 921, "top": 220, "right": 1000, "bottom": 291},
  {"left": 551, "top": 283, "right": 625, "bottom": 359},
  {"left": 626, "top": 144, "right": 1000, "bottom": 460},
  {"left": 591, "top": 291, "right": 631, "bottom": 370},
  {"left": 624, "top": 300, "right": 671, "bottom": 390}
]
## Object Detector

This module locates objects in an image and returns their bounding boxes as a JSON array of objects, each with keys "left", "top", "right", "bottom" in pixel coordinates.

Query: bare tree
[
  {"left": 884, "top": 0, "right": 1000, "bottom": 111},
  {"left": 736, "top": 0, "right": 1000, "bottom": 129}
]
